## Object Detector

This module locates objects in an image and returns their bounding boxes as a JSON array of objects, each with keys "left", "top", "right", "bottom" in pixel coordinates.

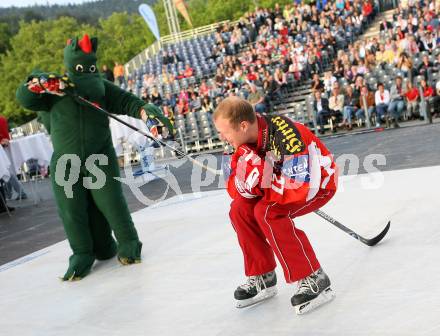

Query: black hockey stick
[
  {"left": 314, "top": 209, "right": 390, "bottom": 246},
  {"left": 70, "top": 92, "right": 222, "bottom": 176}
]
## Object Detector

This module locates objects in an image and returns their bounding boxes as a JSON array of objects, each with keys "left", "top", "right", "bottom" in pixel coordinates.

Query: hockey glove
[{"left": 228, "top": 144, "right": 265, "bottom": 199}]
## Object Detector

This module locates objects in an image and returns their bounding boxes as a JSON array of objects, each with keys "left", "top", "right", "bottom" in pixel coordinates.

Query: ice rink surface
[{"left": 1, "top": 165, "right": 439, "bottom": 336}]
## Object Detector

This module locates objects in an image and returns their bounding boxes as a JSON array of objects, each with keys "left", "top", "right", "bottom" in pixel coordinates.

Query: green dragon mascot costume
[{"left": 16, "top": 34, "right": 172, "bottom": 281}]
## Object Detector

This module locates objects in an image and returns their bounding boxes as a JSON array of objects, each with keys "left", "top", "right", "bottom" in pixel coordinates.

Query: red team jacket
[{"left": 224, "top": 114, "right": 338, "bottom": 205}]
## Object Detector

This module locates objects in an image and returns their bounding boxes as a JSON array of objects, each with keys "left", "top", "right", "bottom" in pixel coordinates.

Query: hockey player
[{"left": 214, "top": 96, "right": 338, "bottom": 314}]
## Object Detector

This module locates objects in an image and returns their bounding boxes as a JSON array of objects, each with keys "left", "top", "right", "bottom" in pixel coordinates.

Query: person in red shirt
[
  {"left": 362, "top": 0, "right": 373, "bottom": 22},
  {"left": 0, "top": 115, "right": 10, "bottom": 145},
  {"left": 420, "top": 79, "right": 438, "bottom": 120},
  {"left": 404, "top": 81, "right": 419, "bottom": 119},
  {"left": 421, "top": 79, "right": 434, "bottom": 98},
  {"left": 0, "top": 115, "right": 18, "bottom": 212},
  {"left": 0, "top": 115, "right": 10, "bottom": 209},
  {"left": 246, "top": 66, "right": 258, "bottom": 82},
  {"left": 184, "top": 63, "right": 194, "bottom": 78},
  {"left": 0, "top": 115, "right": 28, "bottom": 201},
  {"left": 214, "top": 96, "right": 337, "bottom": 314},
  {"left": 175, "top": 98, "right": 189, "bottom": 116}
]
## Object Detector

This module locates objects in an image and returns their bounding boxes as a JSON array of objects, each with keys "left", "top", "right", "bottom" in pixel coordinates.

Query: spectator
[
  {"left": 417, "top": 54, "right": 434, "bottom": 81},
  {"left": 379, "top": 19, "right": 393, "bottom": 33},
  {"left": 162, "top": 69, "right": 172, "bottom": 85},
  {"left": 374, "top": 83, "right": 390, "bottom": 127},
  {"left": 362, "top": 0, "right": 374, "bottom": 24},
  {"left": 199, "top": 80, "right": 210, "bottom": 97},
  {"left": 140, "top": 88, "right": 148, "bottom": 103},
  {"left": 201, "top": 96, "right": 214, "bottom": 114},
  {"left": 311, "top": 73, "right": 324, "bottom": 93},
  {"left": 184, "top": 64, "right": 194, "bottom": 78},
  {"left": 175, "top": 98, "right": 189, "bottom": 116},
  {"left": 388, "top": 76, "right": 406, "bottom": 127},
  {"left": 397, "top": 52, "right": 415, "bottom": 78},
  {"left": 247, "top": 84, "right": 267, "bottom": 114},
  {"left": 342, "top": 85, "right": 360, "bottom": 130},
  {"left": 375, "top": 43, "right": 387, "bottom": 66},
  {"left": 162, "top": 51, "right": 170, "bottom": 65},
  {"left": 163, "top": 92, "right": 176, "bottom": 111},
  {"left": 359, "top": 85, "right": 375, "bottom": 124},
  {"left": 149, "top": 87, "right": 162, "bottom": 107},
  {"left": 406, "top": 35, "right": 420, "bottom": 56},
  {"left": 208, "top": 82, "right": 222, "bottom": 100},
  {"left": 215, "top": 68, "right": 226, "bottom": 87},
  {"left": 404, "top": 81, "right": 420, "bottom": 119},
  {"left": 189, "top": 92, "right": 202, "bottom": 112},
  {"left": 288, "top": 52, "right": 303, "bottom": 81},
  {"left": 273, "top": 67, "right": 288, "bottom": 93},
  {"left": 113, "top": 62, "right": 125, "bottom": 86},
  {"left": 353, "top": 75, "right": 365, "bottom": 96},
  {"left": 0, "top": 114, "right": 26, "bottom": 202},
  {"left": 323, "top": 71, "right": 337, "bottom": 96},
  {"left": 421, "top": 31, "right": 436, "bottom": 53},
  {"left": 169, "top": 51, "right": 181, "bottom": 64},
  {"left": 434, "top": 53, "right": 440, "bottom": 71},
  {"left": 101, "top": 65, "right": 114, "bottom": 82},
  {"left": 313, "top": 89, "right": 331, "bottom": 134},
  {"left": 328, "top": 83, "right": 344, "bottom": 131},
  {"left": 419, "top": 78, "right": 438, "bottom": 120},
  {"left": 178, "top": 88, "right": 189, "bottom": 104}
]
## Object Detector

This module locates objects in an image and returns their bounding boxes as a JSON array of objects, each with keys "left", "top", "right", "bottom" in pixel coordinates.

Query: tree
[
  {"left": 0, "top": 17, "right": 96, "bottom": 124},
  {"left": 0, "top": 22, "right": 11, "bottom": 54}
]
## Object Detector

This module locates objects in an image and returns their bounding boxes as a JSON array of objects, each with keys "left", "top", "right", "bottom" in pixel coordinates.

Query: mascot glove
[{"left": 27, "top": 73, "right": 74, "bottom": 96}]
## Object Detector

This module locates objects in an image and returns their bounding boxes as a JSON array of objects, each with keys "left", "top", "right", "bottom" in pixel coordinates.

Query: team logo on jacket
[
  {"left": 270, "top": 116, "right": 304, "bottom": 154},
  {"left": 281, "top": 155, "right": 310, "bottom": 182}
]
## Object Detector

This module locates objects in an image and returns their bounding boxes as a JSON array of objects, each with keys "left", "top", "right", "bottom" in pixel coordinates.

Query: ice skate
[
  {"left": 291, "top": 268, "right": 335, "bottom": 314},
  {"left": 234, "top": 271, "right": 277, "bottom": 308}
]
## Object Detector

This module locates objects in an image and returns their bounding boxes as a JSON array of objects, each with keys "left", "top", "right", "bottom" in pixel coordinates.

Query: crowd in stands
[
  {"left": 117, "top": 0, "right": 440, "bottom": 142},
  {"left": 312, "top": 0, "right": 440, "bottom": 133}
]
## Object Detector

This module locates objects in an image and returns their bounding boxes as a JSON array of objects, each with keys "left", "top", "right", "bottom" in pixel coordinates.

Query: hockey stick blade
[
  {"left": 360, "top": 220, "right": 390, "bottom": 246},
  {"left": 314, "top": 210, "right": 391, "bottom": 246}
]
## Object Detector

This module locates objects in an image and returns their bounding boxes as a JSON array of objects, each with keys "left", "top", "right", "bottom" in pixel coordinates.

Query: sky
[{"left": 0, "top": 0, "right": 91, "bottom": 8}]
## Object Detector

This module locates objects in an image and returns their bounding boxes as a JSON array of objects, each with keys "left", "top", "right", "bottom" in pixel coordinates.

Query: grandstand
[{"left": 14, "top": 0, "right": 440, "bottom": 158}]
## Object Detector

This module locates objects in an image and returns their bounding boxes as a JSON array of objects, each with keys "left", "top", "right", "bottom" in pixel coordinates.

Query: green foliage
[
  {"left": 0, "top": 17, "right": 96, "bottom": 123},
  {"left": 0, "top": 12, "right": 157, "bottom": 124},
  {"left": 0, "top": 0, "right": 293, "bottom": 124},
  {"left": 96, "top": 13, "right": 155, "bottom": 68},
  {"left": 0, "top": 22, "right": 11, "bottom": 54}
]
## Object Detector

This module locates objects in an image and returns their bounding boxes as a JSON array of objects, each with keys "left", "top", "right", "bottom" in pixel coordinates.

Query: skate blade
[
  {"left": 236, "top": 287, "right": 278, "bottom": 308},
  {"left": 294, "top": 287, "right": 335, "bottom": 315}
]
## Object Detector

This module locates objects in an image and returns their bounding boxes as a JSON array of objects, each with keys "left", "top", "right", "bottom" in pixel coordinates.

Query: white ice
[{"left": 1, "top": 165, "right": 440, "bottom": 336}]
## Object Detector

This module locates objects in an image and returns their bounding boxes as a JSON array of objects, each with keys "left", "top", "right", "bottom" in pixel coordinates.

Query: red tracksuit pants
[{"left": 229, "top": 189, "right": 335, "bottom": 283}]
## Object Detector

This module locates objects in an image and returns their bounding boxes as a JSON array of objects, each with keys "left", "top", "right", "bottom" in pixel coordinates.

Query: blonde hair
[{"left": 213, "top": 96, "right": 256, "bottom": 129}]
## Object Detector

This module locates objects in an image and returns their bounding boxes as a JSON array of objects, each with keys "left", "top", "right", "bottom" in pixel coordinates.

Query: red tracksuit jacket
[{"left": 224, "top": 114, "right": 338, "bottom": 205}]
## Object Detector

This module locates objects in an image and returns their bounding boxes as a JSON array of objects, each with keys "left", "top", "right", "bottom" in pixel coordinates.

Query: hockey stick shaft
[
  {"left": 314, "top": 209, "right": 390, "bottom": 246},
  {"left": 71, "top": 93, "right": 221, "bottom": 176}
]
